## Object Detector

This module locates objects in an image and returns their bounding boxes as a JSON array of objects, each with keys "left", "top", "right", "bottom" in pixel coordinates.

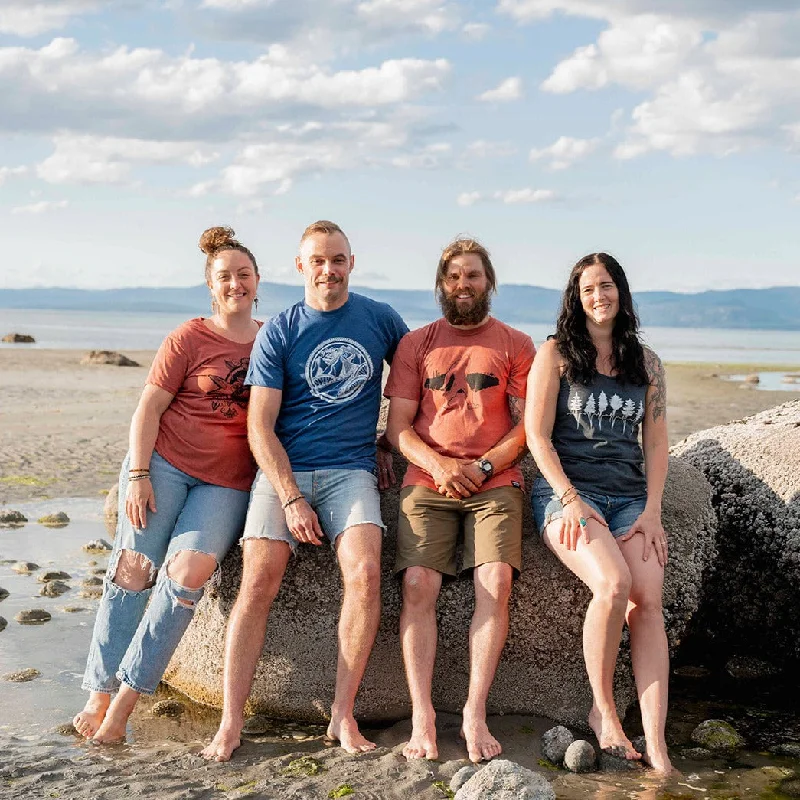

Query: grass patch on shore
[{"left": 0, "top": 475, "right": 54, "bottom": 487}]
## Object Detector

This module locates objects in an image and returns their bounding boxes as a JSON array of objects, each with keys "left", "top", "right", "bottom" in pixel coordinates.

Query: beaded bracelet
[
  {"left": 282, "top": 495, "right": 304, "bottom": 510},
  {"left": 128, "top": 474, "right": 151, "bottom": 482},
  {"left": 561, "top": 493, "right": 579, "bottom": 507}
]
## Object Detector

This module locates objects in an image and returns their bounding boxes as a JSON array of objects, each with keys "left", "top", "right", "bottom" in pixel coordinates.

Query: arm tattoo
[
  {"left": 508, "top": 395, "right": 523, "bottom": 425},
  {"left": 512, "top": 443, "right": 528, "bottom": 465},
  {"left": 645, "top": 349, "right": 667, "bottom": 423}
]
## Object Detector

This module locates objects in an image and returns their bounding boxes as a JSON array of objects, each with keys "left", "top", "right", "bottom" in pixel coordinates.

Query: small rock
[
  {"left": 0, "top": 617, "right": 6, "bottom": 632},
  {"left": 0, "top": 587, "right": 9, "bottom": 601},
  {"left": 564, "top": 740, "right": 598, "bottom": 774},
  {"left": 62, "top": 606, "right": 87, "bottom": 613},
  {"left": 542, "top": 725, "right": 574, "bottom": 764},
  {"left": 780, "top": 778, "right": 800, "bottom": 798},
  {"left": 682, "top": 747, "right": 713, "bottom": 759},
  {"left": 103, "top": 484, "right": 119, "bottom": 537},
  {"left": 725, "top": 655, "right": 779, "bottom": 680},
  {"left": 0, "top": 510, "right": 27, "bottom": 527},
  {"left": 673, "top": 665, "right": 711, "bottom": 679},
  {"left": 242, "top": 714, "right": 276, "bottom": 735},
  {"left": 38, "top": 571, "right": 72, "bottom": 583},
  {"left": 772, "top": 742, "right": 800, "bottom": 758},
  {"left": 79, "top": 587, "right": 103, "bottom": 599},
  {"left": 15, "top": 609, "right": 52, "bottom": 625},
  {"left": 38, "top": 512, "right": 70, "bottom": 528},
  {"left": 449, "top": 765, "right": 478, "bottom": 793},
  {"left": 743, "top": 374, "right": 760, "bottom": 384},
  {"left": 151, "top": 699, "right": 185, "bottom": 718},
  {"left": 691, "top": 719, "right": 745, "bottom": 754},
  {"left": 53, "top": 723, "right": 80, "bottom": 737},
  {"left": 454, "top": 759, "right": 555, "bottom": 799},
  {"left": 80, "top": 350, "right": 140, "bottom": 367},
  {"left": 82, "top": 539, "right": 112, "bottom": 553},
  {"left": 2, "top": 333, "right": 35, "bottom": 343},
  {"left": 632, "top": 736, "right": 647, "bottom": 756},
  {"left": 91, "top": 568, "right": 106, "bottom": 575},
  {"left": 81, "top": 576, "right": 103, "bottom": 589},
  {"left": 3, "top": 668, "right": 41, "bottom": 682},
  {"left": 12, "top": 561, "right": 38, "bottom": 574},
  {"left": 40, "top": 581, "right": 70, "bottom": 597},
  {"left": 599, "top": 749, "right": 644, "bottom": 772}
]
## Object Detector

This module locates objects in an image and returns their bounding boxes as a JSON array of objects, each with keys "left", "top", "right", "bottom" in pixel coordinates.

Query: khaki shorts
[{"left": 395, "top": 485, "right": 523, "bottom": 577}]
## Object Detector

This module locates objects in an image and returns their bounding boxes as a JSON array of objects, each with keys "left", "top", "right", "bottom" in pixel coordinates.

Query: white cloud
[
  {"left": 11, "top": 199, "right": 68, "bottom": 214},
  {"left": 36, "top": 135, "right": 221, "bottom": 185},
  {"left": 464, "top": 140, "right": 517, "bottom": 158},
  {"left": 529, "top": 135, "right": 600, "bottom": 169},
  {"left": 462, "top": 22, "right": 490, "bottom": 40},
  {"left": 456, "top": 187, "right": 558, "bottom": 205},
  {"left": 477, "top": 76, "right": 523, "bottom": 102},
  {"left": 0, "top": 165, "right": 27, "bottom": 185},
  {"left": 0, "top": 1, "right": 101, "bottom": 36},
  {"left": 356, "top": 0, "right": 459, "bottom": 35}
]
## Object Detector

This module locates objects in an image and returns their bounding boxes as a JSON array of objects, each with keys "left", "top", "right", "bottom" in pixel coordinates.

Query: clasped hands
[{"left": 432, "top": 457, "right": 486, "bottom": 500}]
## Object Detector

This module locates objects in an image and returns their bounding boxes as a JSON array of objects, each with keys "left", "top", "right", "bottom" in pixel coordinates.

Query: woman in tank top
[
  {"left": 73, "top": 227, "right": 262, "bottom": 743},
  {"left": 524, "top": 252, "right": 674, "bottom": 774}
]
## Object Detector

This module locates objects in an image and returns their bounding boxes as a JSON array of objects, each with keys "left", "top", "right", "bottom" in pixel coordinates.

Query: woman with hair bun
[
  {"left": 525, "top": 253, "right": 674, "bottom": 774},
  {"left": 74, "top": 227, "right": 262, "bottom": 742}
]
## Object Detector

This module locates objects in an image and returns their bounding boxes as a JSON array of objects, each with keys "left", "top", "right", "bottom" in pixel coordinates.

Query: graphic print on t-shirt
[
  {"left": 305, "top": 337, "right": 374, "bottom": 404},
  {"left": 424, "top": 360, "right": 501, "bottom": 411},
  {"left": 202, "top": 357, "right": 251, "bottom": 418},
  {"left": 568, "top": 388, "right": 645, "bottom": 438}
]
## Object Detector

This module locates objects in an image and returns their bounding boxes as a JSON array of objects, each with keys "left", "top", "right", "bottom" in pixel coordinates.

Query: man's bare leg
[
  {"left": 400, "top": 566, "right": 442, "bottom": 760},
  {"left": 461, "top": 562, "right": 513, "bottom": 763},
  {"left": 202, "top": 539, "right": 291, "bottom": 761},
  {"left": 326, "top": 523, "right": 383, "bottom": 754}
]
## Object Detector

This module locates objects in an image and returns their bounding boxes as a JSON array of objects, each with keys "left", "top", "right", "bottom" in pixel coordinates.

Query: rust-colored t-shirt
[
  {"left": 384, "top": 317, "right": 536, "bottom": 492},
  {"left": 148, "top": 318, "right": 259, "bottom": 491}
]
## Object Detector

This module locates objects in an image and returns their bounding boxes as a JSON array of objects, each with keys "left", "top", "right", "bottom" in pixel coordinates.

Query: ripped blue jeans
[{"left": 82, "top": 451, "right": 250, "bottom": 695}]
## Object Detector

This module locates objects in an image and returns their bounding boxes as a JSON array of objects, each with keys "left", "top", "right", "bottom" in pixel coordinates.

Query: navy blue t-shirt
[{"left": 246, "top": 293, "right": 408, "bottom": 472}]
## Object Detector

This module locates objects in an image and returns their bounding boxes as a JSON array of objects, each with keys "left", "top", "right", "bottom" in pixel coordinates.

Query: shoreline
[{"left": 1, "top": 349, "right": 798, "bottom": 504}]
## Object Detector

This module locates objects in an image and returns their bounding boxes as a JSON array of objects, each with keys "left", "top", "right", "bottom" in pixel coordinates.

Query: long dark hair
[{"left": 555, "top": 252, "right": 648, "bottom": 386}]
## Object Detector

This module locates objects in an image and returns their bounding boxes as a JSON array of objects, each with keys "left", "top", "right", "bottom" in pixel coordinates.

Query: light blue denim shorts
[
  {"left": 241, "top": 468, "right": 385, "bottom": 550},
  {"left": 530, "top": 476, "right": 647, "bottom": 539}
]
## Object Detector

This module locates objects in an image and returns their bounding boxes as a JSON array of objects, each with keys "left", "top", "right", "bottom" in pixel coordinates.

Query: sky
[{"left": 1, "top": 0, "right": 799, "bottom": 293}]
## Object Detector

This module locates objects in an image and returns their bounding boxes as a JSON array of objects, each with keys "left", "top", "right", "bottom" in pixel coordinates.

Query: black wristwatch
[{"left": 477, "top": 458, "right": 494, "bottom": 479}]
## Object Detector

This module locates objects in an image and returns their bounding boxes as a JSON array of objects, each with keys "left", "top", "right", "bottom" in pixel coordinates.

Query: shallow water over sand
[{"left": 2, "top": 498, "right": 799, "bottom": 798}]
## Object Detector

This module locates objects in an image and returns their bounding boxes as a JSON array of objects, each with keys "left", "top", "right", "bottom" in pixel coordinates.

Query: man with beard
[{"left": 383, "top": 237, "right": 536, "bottom": 763}]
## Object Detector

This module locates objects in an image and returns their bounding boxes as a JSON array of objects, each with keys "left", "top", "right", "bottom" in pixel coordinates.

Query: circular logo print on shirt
[{"left": 305, "top": 337, "right": 374, "bottom": 405}]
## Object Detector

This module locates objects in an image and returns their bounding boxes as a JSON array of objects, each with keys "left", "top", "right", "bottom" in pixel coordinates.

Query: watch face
[{"left": 480, "top": 460, "right": 492, "bottom": 474}]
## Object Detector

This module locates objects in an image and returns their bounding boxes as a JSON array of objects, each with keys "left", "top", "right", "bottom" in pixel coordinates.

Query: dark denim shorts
[{"left": 530, "top": 477, "right": 647, "bottom": 538}]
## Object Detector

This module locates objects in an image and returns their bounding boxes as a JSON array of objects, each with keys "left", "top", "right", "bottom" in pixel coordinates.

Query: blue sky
[{"left": 1, "top": 0, "right": 799, "bottom": 292}]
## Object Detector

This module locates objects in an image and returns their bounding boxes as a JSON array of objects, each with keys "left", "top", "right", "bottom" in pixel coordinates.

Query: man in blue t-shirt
[{"left": 203, "top": 220, "right": 408, "bottom": 762}]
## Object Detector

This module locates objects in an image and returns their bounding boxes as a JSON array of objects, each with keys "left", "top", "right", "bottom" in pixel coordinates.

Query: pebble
[
  {"left": 0, "top": 616, "right": 6, "bottom": 632},
  {"left": 62, "top": 606, "right": 87, "bottom": 613},
  {"left": 53, "top": 723, "right": 80, "bottom": 737},
  {"left": 449, "top": 765, "right": 478, "bottom": 792},
  {"left": 542, "top": 725, "right": 574, "bottom": 764},
  {"left": 682, "top": 747, "right": 713, "bottom": 759},
  {"left": 242, "top": 714, "right": 276, "bottom": 735},
  {"left": 38, "top": 512, "right": 70, "bottom": 528},
  {"left": 79, "top": 587, "right": 103, "bottom": 599},
  {"left": 81, "top": 576, "right": 103, "bottom": 588},
  {"left": 599, "top": 749, "right": 644, "bottom": 772},
  {"left": 564, "top": 740, "right": 598, "bottom": 773},
  {"left": 632, "top": 736, "right": 647, "bottom": 756},
  {"left": 0, "top": 510, "right": 27, "bottom": 527},
  {"left": 454, "top": 759, "right": 555, "bottom": 799},
  {"left": 0, "top": 587, "right": 9, "bottom": 600},
  {"left": 12, "top": 561, "right": 39, "bottom": 574},
  {"left": 725, "top": 655, "right": 778, "bottom": 680},
  {"left": 151, "top": 699, "right": 186, "bottom": 718},
  {"left": 15, "top": 609, "right": 52, "bottom": 625},
  {"left": 3, "top": 668, "right": 41, "bottom": 682},
  {"left": 37, "top": 571, "right": 72, "bottom": 583},
  {"left": 40, "top": 580, "right": 70, "bottom": 597},
  {"left": 83, "top": 539, "right": 113, "bottom": 553}
]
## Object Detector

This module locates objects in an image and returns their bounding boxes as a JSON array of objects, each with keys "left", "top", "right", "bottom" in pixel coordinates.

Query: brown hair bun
[{"left": 199, "top": 226, "right": 238, "bottom": 255}]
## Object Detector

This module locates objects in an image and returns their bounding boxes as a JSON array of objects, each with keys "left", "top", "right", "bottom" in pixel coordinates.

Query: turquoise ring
[{"left": 579, "top": 517, "right": 587, "bottom": 527}]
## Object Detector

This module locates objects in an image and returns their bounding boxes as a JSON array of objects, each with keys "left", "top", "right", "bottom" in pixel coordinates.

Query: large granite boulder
[
  {"left": 671, "top": 400, "right": 800, "bottom": 667},
  {"left": 165, "top": 443, "right": 715, "bottom": 724}
]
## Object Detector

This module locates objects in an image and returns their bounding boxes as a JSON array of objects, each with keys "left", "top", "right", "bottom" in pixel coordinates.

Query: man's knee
[
  {"left": 475, "top": 562, "right": 514, "bottom": 606},
  {"left": 342, "top": 556, "right": 381, "bottom": 600},
  {"left": 402, "top": 566, "right": 442, "bottom": 607},
  {"left": 238, "top": 540, "right": 290, "bottom": 608}
]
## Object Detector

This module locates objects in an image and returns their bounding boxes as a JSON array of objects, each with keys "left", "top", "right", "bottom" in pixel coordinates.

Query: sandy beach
[{"left": 2, "top": 348, "right": 800, "bottom": 799}]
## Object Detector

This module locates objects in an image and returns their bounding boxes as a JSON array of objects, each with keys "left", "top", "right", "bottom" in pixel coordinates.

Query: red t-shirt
[
  {"left": 384, "top": 317, "right": 536, "bottom": 492},
  {"left": 148, "top": 318, "right": 259, "bottom": 491}
]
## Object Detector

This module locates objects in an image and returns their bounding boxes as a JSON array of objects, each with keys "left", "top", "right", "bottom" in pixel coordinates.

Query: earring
[{"left": 254, "top": 295, "right": 260, "bottom": 310}]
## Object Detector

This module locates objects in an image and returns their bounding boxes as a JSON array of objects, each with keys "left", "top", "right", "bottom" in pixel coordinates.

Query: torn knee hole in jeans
[
  {"left": 110, "top": 549, "right": 157, "bottom": 590},
  {"left": 165, "top": 549, "right": 219, "bottom": 593}
]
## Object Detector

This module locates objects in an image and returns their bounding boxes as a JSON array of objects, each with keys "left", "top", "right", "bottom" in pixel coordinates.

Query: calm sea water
[{"left": 1, "top": 308, "right": 800, "bottom": 365}]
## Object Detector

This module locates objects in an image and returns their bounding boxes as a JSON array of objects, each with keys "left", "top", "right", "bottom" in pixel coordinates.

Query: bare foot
[
  {"left": 201, "top": 724, "right": 242, "bottom": 762},
  {"left": 403, "top": 710, "right": 438, "bottom": 760},
  {"left": 73, "top": 693, "right": 111, "bottom": 739},
  {"left": 644, "top": 746, "right": 679, "bottom": 776},
  {"left": 91, "top": 708, "right": 129, "bottom": 744},
  {"left": 327, "top": 714, "right": 376, "bottom": 754},
  {"left": 460, "top": 707, "right": 502, "bottom": 763},
  {"left": 587, "top": 705, "right": 641, "bottom": 761}
]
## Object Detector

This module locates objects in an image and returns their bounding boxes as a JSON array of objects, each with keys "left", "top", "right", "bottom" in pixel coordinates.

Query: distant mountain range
[{"left": 2, "top": 283, "right": 800, "bottom": 330}]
